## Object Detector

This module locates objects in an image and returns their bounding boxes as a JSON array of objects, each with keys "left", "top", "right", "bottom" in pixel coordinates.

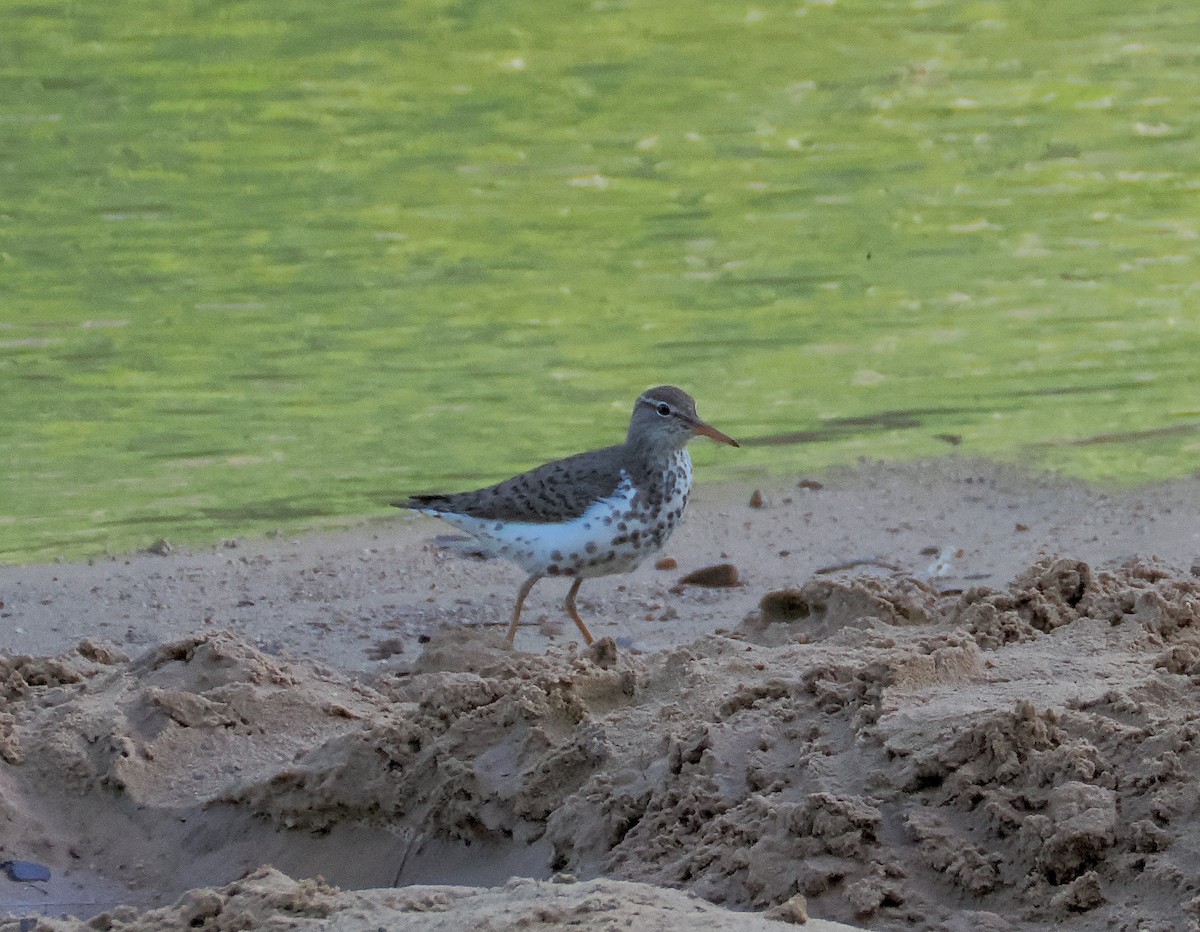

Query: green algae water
[{"left": 2, "top": 0, "right": 1199, "bottom": 562}]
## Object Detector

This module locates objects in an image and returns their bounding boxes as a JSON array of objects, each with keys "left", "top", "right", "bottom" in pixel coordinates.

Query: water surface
[{"left": 3, "top": 0, "right": 1199, "bottom": 561}]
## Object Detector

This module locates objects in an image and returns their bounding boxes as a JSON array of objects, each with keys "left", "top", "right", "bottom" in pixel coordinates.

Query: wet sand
[{"left": 2, "top": 458, "right": 1199, "bottom": 930}]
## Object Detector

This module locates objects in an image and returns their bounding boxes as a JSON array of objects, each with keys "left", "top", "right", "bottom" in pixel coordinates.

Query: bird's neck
[{"left": 623, "top": 438, "right": 691, "bottom": 485}]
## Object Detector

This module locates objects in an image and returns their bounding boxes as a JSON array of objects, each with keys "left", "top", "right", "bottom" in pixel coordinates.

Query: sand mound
[
  {"left": 11, "top": 863, "right": 864, "bottom": 930},
  {"left": 12, "top": 867, "right": 864, "bottom": 931},
  {"left": 3, "top": 557, "right": 1200, "bottom": 929}
]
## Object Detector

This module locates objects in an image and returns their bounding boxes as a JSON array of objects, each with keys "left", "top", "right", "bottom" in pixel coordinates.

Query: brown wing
[{"left": 393, "top": 444, "right": 628, "bottom": 523}]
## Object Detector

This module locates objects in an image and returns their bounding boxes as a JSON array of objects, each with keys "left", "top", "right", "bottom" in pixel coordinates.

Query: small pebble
[
  {"left": 748, "top": 489, "right": 764, "bottom": 508},
  {"left": 654, "top": 557, "right": 678, "bottom": 571},
  {"left": 677, "top": 563, "right": 742, "bottom": 588},
  {"left": 2, "top": 860, "right": 51, "bottom": 883}
]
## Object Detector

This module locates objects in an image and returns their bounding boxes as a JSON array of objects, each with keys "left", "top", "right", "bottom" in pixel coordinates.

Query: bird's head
[{"left": 628, "top": 385, "right": 739, "bottom": 452}]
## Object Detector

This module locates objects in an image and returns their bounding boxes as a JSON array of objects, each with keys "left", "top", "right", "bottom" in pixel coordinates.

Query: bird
[{"left": 392, "top": 386, "right": 739, "bottom": 646}]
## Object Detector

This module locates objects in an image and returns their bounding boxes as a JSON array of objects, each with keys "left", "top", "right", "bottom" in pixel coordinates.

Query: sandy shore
[{"left": 2, "top": 458, "right": 1199, "bottom": 929}]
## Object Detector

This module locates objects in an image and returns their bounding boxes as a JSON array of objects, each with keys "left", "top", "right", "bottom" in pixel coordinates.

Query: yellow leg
[
  {"left": 564, "top": 577, "right": 595, "bottom": 645},
  {"left": 507, "top": 575, "right": 542, "bottom": 645}
]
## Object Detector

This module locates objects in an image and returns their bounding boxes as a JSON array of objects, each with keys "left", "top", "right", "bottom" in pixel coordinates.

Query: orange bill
[{"left": 691, "top": 420, "right": 740, "bottom": 447}]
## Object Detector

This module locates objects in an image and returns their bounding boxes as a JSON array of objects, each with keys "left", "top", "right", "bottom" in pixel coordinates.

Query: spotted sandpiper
[{"left": 393, "top": 386, "right": 739, "bottom": 646}]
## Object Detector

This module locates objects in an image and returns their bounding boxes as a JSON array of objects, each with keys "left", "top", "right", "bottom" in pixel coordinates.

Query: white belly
[{"left": 421, "top": 455, "right": 692, "bottom": 579}]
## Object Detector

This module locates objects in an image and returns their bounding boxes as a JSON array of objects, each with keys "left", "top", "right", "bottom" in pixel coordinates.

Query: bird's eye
[{"left": 655, "top": 403, "right": 671, "bottom": 417}]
